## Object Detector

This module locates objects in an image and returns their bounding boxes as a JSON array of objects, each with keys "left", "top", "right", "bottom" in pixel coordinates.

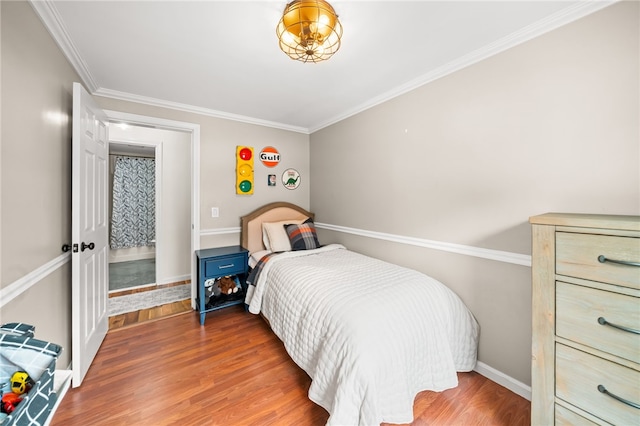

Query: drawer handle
[
  {"left": 597, "top": 255, "right": 640, "bottom": 268},
  {"left": 218, "top": 264, "right": 235, "bottom": 269},
  {"left": 597, "top": 316, "right": 640, "bottom": 335},
  {"left": 598, "top": 385, "right": 640, "bottom": 409}
]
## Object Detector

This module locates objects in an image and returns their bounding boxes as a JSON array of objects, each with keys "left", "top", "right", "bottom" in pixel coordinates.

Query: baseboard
[
  {"left": 157, "top": 274, "right": 191, "bottom": 286},
  {"left": 474, "top": 361, "right": 531, "bottom": 401},
  {"left": 109, "top": 252, "right": 155, "bottom": 263}
]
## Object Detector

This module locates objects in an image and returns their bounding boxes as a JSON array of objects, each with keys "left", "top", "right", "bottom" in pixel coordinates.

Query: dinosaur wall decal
[{"left": 285, "top": 176, "right": 299, "bottom": 186}]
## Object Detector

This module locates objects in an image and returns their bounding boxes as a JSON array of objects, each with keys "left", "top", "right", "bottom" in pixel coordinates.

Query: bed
[{"left": 241, "top": 202, "right": 479, "bottom": 425}]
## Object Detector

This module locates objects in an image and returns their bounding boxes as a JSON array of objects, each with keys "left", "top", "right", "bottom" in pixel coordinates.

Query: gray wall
[
  {"left": 0, "top": 0, "right": 310, "bottom": 370},
  {"left": 310, "top": 1, "right": 639, "bottom": 386},
  {"left": 1, "top": 0, "right": 80, "bottom": 368}
]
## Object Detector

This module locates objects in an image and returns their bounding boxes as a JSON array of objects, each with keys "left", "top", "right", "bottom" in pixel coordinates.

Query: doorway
[
  {"left": 108, "top": 141, "right": 157, "bottom": 293},
  {"left": 104, "top": 111, "right": 200, "bottom": 309},
  {"left": 104, "top": 113, "right": 200, "bottom": 322}
]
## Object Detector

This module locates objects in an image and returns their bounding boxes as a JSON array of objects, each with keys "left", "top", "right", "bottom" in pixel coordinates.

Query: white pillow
[
  {"left": 262, "top": 219, "right": 305, "bottom": 252},
  {"left": 262, "top": 227, "right": 271, "bottom": 251}
]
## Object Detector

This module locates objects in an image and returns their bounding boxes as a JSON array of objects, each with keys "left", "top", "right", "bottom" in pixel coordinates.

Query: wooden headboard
[{"left": 240, "top": 202, "right": 315, "bottom": 254}]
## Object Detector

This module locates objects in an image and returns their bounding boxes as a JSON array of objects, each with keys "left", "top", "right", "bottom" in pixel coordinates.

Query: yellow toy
[{"left": 10, "top": 371, "right": 34, "bottom": 395}]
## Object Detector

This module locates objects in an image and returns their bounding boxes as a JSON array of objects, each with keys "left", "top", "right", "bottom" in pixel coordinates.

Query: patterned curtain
[{"left": 110, "top": 156, "right": 156, "bottom": 249}]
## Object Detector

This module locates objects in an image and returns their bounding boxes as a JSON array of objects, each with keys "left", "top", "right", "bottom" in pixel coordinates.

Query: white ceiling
[{"left": 32, "top": 1, "right": 614, "bottom": 134}]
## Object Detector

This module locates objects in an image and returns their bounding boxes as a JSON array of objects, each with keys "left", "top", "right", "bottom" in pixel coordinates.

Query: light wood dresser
[{"left": 530, "top": 213, "right": 640, "bottom": 425}]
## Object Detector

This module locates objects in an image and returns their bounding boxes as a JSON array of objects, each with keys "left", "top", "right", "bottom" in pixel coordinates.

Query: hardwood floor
[
  {"left": 53, "top": 308, "right": 531, "bottom": 426},
  {"left": 108, "top": 299, "right": 192, "bottom": 329},
  {"left": 108, "top": 281, "right": 192, "bottom": 330}
]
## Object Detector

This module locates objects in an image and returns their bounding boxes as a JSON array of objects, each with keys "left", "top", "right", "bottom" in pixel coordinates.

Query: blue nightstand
[{"left": 195, "top": 246, "right": 249, "bottom": 325}]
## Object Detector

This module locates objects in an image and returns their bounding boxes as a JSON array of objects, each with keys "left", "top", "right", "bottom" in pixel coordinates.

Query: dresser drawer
[
  {"left": 556, "top": 232, "right": 640, "bottom": 290},
  {"left": 555, "top": 404, "right": 598, "bottom": 426},
  {"left": 203, "top": 254, "right": 246, "bottom": 278},
  {"left": 557, "top": 281, "right": 640, "bottom": 364},
  {"left": 556, "top": 344, "right": 640, "bottom": 426}
]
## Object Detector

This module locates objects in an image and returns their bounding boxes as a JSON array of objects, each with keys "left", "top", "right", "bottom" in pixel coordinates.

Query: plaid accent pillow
[{"left": 285, "top": 219, "right": 320, "bottom": 251}]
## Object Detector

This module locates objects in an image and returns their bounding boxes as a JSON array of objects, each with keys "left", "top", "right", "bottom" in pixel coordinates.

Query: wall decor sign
[
  {"left": 282, "top": 168, "right": 300, "bottom": 190},
  {"left": 259, "top": 146, "right": 280, "bottom": 167},
  {"left": 236, "top": 146, "right": 254, "bottom": 195}
]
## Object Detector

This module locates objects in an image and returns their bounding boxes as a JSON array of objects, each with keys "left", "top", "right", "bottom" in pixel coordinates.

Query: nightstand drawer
[
  {"left": 557, "top": 281, "right": 640, "bottom": 364},
  {"left": 204, "top": 254, "right": 246, "bottom": 277},
  {"left": 556, "top": 344, "right": 640, "bottom": 426},
  {"left": 556, "top": 232, "right": 640, "bottom": 289}
]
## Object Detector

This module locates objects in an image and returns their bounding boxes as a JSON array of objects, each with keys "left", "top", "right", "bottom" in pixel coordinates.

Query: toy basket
[{"left": 0, "top": 323, "right": 62, "bottom": 425}]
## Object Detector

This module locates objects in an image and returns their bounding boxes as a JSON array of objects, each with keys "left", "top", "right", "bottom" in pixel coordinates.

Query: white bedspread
[{"left": 245, "top": 244, "right": 479, "bottom": 425}]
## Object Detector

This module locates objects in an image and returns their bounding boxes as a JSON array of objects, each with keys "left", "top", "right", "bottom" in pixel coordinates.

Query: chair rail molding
[
  {"left": 200, "top": 227, "right": 241, "bottom": 237},
  {"left": 199, "top": 223, "right": 531, "bottom": 267},
  {"left": 0, "top": 253, "right": 70, "bottom": 309},
  {"left": 315, "top": 222, "right": 532, "bottom": 267}
]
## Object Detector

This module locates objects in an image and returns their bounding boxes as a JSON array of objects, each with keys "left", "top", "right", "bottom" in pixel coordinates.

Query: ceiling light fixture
[{"left": 276, "top": 0, "right": 342, "bottom": 63}]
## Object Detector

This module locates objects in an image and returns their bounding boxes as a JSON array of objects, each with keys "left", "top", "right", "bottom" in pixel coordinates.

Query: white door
[{"left": 71, "top": 82, "right": 109, "bottom": 387}]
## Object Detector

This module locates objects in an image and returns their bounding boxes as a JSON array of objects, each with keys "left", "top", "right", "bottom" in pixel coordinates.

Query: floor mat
[
  {"left": 109, "top": 258, "right": 155, "bottom": 291},
  {"left": 108, "top": 284, "right": 190, "bottom": 315}
]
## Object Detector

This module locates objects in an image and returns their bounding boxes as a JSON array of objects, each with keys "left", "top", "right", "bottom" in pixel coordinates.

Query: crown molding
[
  {"left": 28, "top": 0, "right": 309, "bottom": 134},
  {"left": 30, "top": 0, "right": 616, "bottom": 135},
  {"left": 308, "top": 0, "right": 618, "bottom": 133},
  {"left": 28, "top": 0, "right": 98, "bottom": 92},
  {"left": 94, "top": 88, "right": 310, "bottom": 135}
]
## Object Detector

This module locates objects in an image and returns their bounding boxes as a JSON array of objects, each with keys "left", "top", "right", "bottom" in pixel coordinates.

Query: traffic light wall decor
[{"left": 236, "top": 146, "right": 254, "bottom": 195}]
